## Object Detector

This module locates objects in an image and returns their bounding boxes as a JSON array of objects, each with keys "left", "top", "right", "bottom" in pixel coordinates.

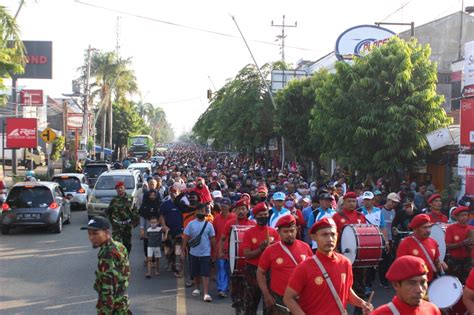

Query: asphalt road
[{"left": 0, "top": 209, "right": 395, "bottom": 315}]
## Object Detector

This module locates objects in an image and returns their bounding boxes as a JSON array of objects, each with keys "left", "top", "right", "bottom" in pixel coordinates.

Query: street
[{"left": 0, "top": 208, "right": 395, "bottom": 315}]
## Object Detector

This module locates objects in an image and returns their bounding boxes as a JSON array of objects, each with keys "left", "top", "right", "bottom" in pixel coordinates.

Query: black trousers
[{"left": 378, "top": 245, "right": 395, "bottom": 285}]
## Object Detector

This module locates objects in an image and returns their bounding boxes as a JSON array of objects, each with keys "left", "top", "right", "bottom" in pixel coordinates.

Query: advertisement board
[
  {"left": 5, "top": 118, "right": 37, "bottom": 148},
  {"left": 466, "top": 168, "right": 474, "bottom": 197},
  {"left": 426, "top": 127, "right": 455, "bottom": 151},
  {"left": 67, "top": 113, "right": 83, "bottom": 129},
  {"left": 14, "top": 41, "right": 52, "bottom": 79},
  {"left": 461, "top": 98, "right": 474, "bottom": 147},
  {"left": 463, "top": 41, "right": 474, "bottom": 97},
  {"left": 20, "top": 89, "right": 43, "bottom": 106}
]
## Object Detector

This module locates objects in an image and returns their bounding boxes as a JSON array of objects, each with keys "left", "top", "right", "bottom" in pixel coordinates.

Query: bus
[{"left": 127, "top": 135, "right": 154, "bottom": 160}]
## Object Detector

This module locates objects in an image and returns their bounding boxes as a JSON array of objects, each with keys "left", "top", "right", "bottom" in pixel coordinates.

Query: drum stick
[
  {"left": 275, "top": 303, "right": 290, "bottom": 312},
  {"left": 367, "top": 291, "right": 375, "bottom": 304}
]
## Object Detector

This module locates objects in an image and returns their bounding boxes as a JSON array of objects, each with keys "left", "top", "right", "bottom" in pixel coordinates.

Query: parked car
[
  {"left": 51, "top": 173, "right": 90, "bottom": 210},
  {"left": 0, "top": 180, "right": 6, "bottom": 204},
  {"left": 83, "top": 163, "right": 111, "bottom": 188},
  {"left": 127, "top": 162, "right": 152, "bottom": 177},
  {"left": 151, "top": 155, "right": 165, "bottom": 167},
  {"left": 87, "top": 169, "right": 144, "bottom": 220},
  {"left": 1, "top": 181, "right": 71, "bottom": 234}
]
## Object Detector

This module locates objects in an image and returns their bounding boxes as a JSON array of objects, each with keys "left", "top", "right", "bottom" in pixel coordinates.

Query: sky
[{"left": 2, "top": 0, "right": 470, "bottom": 137}]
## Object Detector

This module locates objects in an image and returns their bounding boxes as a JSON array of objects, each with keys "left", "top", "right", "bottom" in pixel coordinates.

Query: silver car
[
  {"left": 87, "top": 169, "right": 144, "bottom": 220},
  {"left": 52, "top": 173, "right": 90, "bottom": 210},
  {"left": 1, "top": 182, "right": 72, "bottom": 234}
]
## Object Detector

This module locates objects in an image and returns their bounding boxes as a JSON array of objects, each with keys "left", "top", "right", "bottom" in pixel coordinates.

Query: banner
[
  {"left": 20, "top": 89, "right": 43, "bottom": 106},
  {"left": 6, "top": 118, "right": 37, "bottom": 148},
  {"left": 463, "top": 41, "right": 474, "bottom": 97},
  {"left": 14, "top": 41, "right": 53, "bottom": 79},
  {"left": 461, "top": 98, "right": 474, "bottom": 147}
]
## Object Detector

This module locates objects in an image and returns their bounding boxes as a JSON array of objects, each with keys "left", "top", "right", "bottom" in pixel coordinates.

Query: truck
[
  {"left": 127, "top": 135, "right": 154, "bottom": 160},
  {"left": 0, "top": 134, "right": 46, "bottom": 169}
]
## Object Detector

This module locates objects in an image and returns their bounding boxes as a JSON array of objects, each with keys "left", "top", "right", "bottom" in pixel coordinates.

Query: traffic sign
[{"left": 40, "top": 128, "right": 56, "bottom": 143}]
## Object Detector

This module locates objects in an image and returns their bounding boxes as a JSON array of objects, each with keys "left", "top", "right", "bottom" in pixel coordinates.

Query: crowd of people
[{"left": 82, "top": 144, "right": 474, "bottom": 314}]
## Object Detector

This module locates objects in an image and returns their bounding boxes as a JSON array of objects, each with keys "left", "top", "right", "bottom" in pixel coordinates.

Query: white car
[
  {"left": 52, "top": 173, "right": 90, "bottom": 210},
  {"left": 127, "top": 162, "right": 152, "bottom": 176}
]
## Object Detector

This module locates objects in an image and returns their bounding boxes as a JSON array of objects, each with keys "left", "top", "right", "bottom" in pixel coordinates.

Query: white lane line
[{"left": 176, "top": 276, "right": 187, "bottom": 315}]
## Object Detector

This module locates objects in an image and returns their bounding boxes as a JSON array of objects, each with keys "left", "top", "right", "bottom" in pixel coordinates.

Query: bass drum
[
  {"left": 431, "top": 223, "right": 448, "bottom": 261},
  {"left": 428, "top": 275, "right": 463, "bottom": 310},
  {"left": 340, "top": 224, "right": 384, "bottom": 268},
  {"left": 229, "top": 225, "right": 252, "bottom": 275}
]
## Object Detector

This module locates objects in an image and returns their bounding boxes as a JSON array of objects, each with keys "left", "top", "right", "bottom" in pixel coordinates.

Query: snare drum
[
  {"left": 428, "top": 275, "right": 463, "bottom": 310},
  {"left": 340, "top": 224, "right": 384, "bottom": 268},
  {"left": 229, "top": 225, "right": 252, "bottom": 274},
  {"left": 431, "top": 223, "right": 448, "bottom": 261}
]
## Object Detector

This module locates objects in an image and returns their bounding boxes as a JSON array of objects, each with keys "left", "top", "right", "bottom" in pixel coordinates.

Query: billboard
[
  {"left": 67, "top": 113, "right": 83, "bottom": 129},
  {"left": 20, "top": 89, "right": 43, "bottom": 106},
  {"left": 14, "top": 41, "right": 52, "bottom": 79},
  {"left": 426, "top": 127, "right": 455, "bottom": 151},
  {"left": 335, "top": 25, "right": 395, "bottom": 61},
  {"left": 461, "top": 98, "right": 474, "bottom": 147},
  {"left": 5, "top": 118, "right": 38, "bottom": 148},
  {"left": 463, "top": 41, "right": 474, "bottom": 97}
]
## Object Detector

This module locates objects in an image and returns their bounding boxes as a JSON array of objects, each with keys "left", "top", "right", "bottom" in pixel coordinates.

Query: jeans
[{"left": 216, "top": 259, "right": 230, "bottom": 293}]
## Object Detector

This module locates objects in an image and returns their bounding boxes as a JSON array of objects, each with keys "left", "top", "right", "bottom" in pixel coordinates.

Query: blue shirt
[
  {"left": 307, "top": 207, "right": 336, "bottom": 228},
  {"left": 269, "top": 207, "right": 290, "bottom": 228},
  {"left": 361, "top": 206, "right": 385, "bottom": 228},
  {"left": 302, "top": 206, "right": 314, "bottom": 225},
  {"left": 159, "top": 199, "right": 183, "bottom": 237},
  {"left": 184, "top": 219, "right": 215, "bottom": 257}
]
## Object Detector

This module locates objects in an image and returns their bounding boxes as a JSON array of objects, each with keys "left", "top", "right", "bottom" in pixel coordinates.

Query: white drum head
[
  {"left": 430, "top": 224, "right": 446, "bottom": 262},
  {"left": 340, "top": 225, "right": 357, "bottom": 263},
  {"left": 428, "top": 275, "right": 462, "bottom": 309},
  {"left": 229, "top": 228, "right": 237, "bottom": 273}
]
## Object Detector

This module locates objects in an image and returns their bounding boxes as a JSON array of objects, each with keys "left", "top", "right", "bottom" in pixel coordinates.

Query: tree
[
  {"left": 0, "top": 4, "right": 25, "bottom": 105},
  {"left": 112, "top": 101, "right": 149, "bottom": 153},
  {"left": 310, "top": 37, "right": 451, "bottom": 181}
]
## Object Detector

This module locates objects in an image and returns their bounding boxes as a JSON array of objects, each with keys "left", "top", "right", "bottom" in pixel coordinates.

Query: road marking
[{"left": 176, "top": 276, "right": 187, "bottom": 315}]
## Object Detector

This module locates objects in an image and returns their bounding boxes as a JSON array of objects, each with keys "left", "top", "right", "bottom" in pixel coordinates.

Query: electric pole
[
  {"left": 271, "top": 15, "right": 297, "bottom": 63},
  {"left": 83, "top": 45, "right": 93, "bottom": 155}
]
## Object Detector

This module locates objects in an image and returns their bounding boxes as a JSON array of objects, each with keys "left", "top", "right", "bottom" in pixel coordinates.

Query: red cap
[
  {"left": 275, "top": 214, "right": 296, "bottom": 228},
  {"left": 452, "top": 206, "right": 469, "bottom": 216},
  {"left": 309, "top": 217, "right": 337, "bottom": 234},
  {"left": 343, "top": 192, "right": 357, "bottom": 200},
  {"left": 257, "top": 185, "right": 268, "bottom": 194},
  {"left": 428, "top": 194, "right": 442, "bottom": 204},
  {"left": 408, "top": 214, "right": 432, "bottom": 229},
  {"left": 241, "top": 193, "right": 251, "bottom": 201},
  {"left": 234, "top": 199, "right": 248, "bottom": 209},
  {"left": 115, "top": 181, "right": 125, "bottom": 189},
  {"left": 252, "top": 202, "right": 268, "bottom": 216},
  {"left": 386, "top": 256, "right": 429, "bottom": 282}
]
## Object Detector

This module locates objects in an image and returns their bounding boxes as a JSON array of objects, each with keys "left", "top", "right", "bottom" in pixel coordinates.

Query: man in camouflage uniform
[
  {"left": 106, "top": 181, "right": 138, "bottom": 253},
  {"left": 81, "top": 216, "right": 131, "bottom": 314}
]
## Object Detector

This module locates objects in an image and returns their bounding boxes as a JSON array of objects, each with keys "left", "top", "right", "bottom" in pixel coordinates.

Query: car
[
  {"left": 127, "top": 162, "right": 152, "bottom": 177},
  {"left": 87, "top": 169, "right": 144, "bottom": 220},
  {"left": 151, "top": 155, "right": 166, "bottom": 166},
  {"left": 0, "top": 179, "right": 6, "bottom": 204},
  {"left": 1, "top": 181, "right": 71, "bottom": 234},
  {"left": 51, "top": 173, "right": 90, "bottom": 210},
  {"left": 83, "top": 163, "right": 111, "bottom": 188}
]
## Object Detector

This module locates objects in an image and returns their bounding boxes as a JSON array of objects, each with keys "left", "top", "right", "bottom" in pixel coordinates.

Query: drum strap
[
  {"left": 279, "top": 242, "right": 298, "bottom": 265},
  {"left": 387, "top": 302, "right": 400, "bottom": 315},
  {"left": 411, "top": 236, "right": 437, "bottom": 272},
  {"left": 312, "top": 255, "right": 348, "bottom": 315}
]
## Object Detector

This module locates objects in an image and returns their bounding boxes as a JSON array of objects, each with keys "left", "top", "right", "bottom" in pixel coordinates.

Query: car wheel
[
  {"left": 1, "top": 226, "right": 9, "bottom": 235},
  {"left": 52, "top": 215, "right": 63, "bottom": 233}
]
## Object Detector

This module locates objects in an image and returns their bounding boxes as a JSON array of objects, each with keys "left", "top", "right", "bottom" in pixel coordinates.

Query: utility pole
[
  {"left": 11, "top": 78, "right": 18, "bottom": 175},
  {"left": 271, "top": 15, "right": 297, "bottom": 63},
  {"left": 83, "top": 45, "right": 93, "bottom": 155}
]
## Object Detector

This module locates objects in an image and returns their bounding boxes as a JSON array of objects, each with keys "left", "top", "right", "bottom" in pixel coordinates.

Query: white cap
[
  {"left": 211, "top": 190, "right": 223, "bottom": 199},
  {"left": 362, "top": 191, "right": 374, "bottom": 200}
]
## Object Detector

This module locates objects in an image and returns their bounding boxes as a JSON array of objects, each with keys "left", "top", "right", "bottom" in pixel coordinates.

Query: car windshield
[
  {"left": 84, "top": 165, "right": 108, "bottom": 178},
  {"left": 94, "top": 175, "right": 135, "bottom": 190},
  {"left": 52, "top": 177, "right": 82, "bottom": 192},
  {"left": 7, "top": 186, "right": 53, "bottom": 208}
]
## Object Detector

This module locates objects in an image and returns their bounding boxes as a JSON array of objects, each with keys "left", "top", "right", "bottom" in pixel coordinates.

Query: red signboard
[
  {"left": 461, "top": 98, "right": 474, "bottom": 147},
  {"left": 6, "top": 118, "right": 38, "bottom": 148},
  {"left": 20, "top": 89, "right": 43, "bottom": 106},
  {"left": 466, "top": 168, "right": 474, "bottom": 197}
]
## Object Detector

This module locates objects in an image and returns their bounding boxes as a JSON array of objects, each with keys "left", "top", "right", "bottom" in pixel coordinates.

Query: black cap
[{"left": 80, "top": 216, "right": 111, "bottom": 230}]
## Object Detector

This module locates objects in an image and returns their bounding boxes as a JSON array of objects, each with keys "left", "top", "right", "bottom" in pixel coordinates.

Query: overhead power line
[
  {"left": 73, "top": 0, "right": 315, "bottom": 52},
  {"left": 381, "top": 0, "right": 413, "bottom": 22}
]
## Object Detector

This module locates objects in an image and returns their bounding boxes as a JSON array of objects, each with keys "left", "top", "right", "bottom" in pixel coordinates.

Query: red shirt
[
  {"left": 241, "top": 225, "right": 280, "bottom": 266},
  {"left": 287, "top": 251, "right": 353, "bottom": 315},
  {"left": 466, "top": 268, "right": 474, "bottom": 290},
  {"left": 428, "top": 211, "right": 448, "bottom": 224},
  {"left": 397, "top": 236, "right": 440, "bottom": 281},
  {"left": 332, "top": 209, "right": 367, "bottom": 234},
  {"left": 213, "top": 212, "right": 237, "bottom": 244},
  {"left": 371, "top": 296, "right": 440, "bottom": 315},
  {"left": 221, "top": 218, "right": 255, "bottom": 258},
  {"left": 258, "top": 240, "right": 313, "bottom": 296},
  {"left": 445, "top": 223, "right": 473, "bottom": 259}
]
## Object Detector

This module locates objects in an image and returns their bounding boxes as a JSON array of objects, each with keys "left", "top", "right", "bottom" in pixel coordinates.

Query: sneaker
[
  {"left": 218, "top": 291, "right": 227, "bottom": 298},
  {"left": 192, "top": 289, "right": 201, "bottom": 297},
  {"left": 203, "top": 294, "right": 212, "bottom": 302},
  {"left": 185, "top": 280, "right": 194, "bottom": 287}
]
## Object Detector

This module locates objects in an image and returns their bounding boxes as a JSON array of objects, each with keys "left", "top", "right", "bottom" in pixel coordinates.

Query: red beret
[
  {"left": 115, "top": 181, "right": 125, "bottom": 189},
  {"left": 386, "top": 256, "right": 429, "bottom": 282},
  {"left": 241, "top": 193, "right": 251, "bottom": 200},
  {"left": 257, "top": 185, "right": 268, "bottom": 193},
  {"left": 252, "top": 202, "right": 268, "bottom": 216},
  {"left": 343, "top": 192, "right": 357, "bottom": 200},
  {"left": 309, "top": 217, "right": 337, "bottom": 234},
  {"left": 275, "top": 214, "right": 296, "bottom": 228},
  {"left": 408, "top": 214, "right": 432, "bottom": 229},
  {"left": 428, "top": 194, "right": 442, "bottom": 204},
  {"left": 452, "top": 206, "right": 470, "bottom": 216},
  {"left": 234, "top": 199, "right": 248, "bottom": 209}
]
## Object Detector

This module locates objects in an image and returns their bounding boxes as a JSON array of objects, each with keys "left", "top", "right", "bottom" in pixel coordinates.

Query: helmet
[{"left": 26, "top": 170, "right": 35, "bottom": 177}]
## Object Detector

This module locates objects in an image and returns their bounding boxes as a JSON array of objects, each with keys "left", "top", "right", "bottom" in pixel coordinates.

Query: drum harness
[
  {"left": 387, "top": 302, "right": 400, "bottom": 315},
  {"left": 411, "top": 236, "right": 439, "bottom": 275}
]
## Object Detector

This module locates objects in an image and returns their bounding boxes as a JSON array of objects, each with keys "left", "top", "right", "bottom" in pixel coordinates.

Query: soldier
[
  {"left": 81, "top": 216, "right": 131, "bottom": 315},
  {"left": 106, "top": 181, "right": 138, "bottom": 253}
]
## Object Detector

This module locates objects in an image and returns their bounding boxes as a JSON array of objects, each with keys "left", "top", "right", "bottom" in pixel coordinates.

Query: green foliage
[
  {"left": 112, "top": 101, "right": 150, "bottom": 148},
  {"left": 133, "top": 100, "right": 174, "bottom": 143},
  {"left": 51, "top": 136, "right": 65, "bottom": 161},
  {"left": 309, "top": 37, "right": 451, "bottom": 178}
]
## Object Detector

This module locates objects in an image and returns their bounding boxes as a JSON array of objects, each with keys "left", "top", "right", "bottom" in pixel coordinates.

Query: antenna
[
  {"left": 271, "top": 15, "right": 297, "bottom": 63},
  {"left": 116, "top": 16, "right": 121, "bottom": 59}
]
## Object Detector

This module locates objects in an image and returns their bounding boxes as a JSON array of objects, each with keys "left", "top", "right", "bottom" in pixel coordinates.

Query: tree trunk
[
  {"left": 100, "top": 114, "right": 106, "bottom": 160},
  {"left": 108, "top": 99, "right": 113, "bottom": 151}
]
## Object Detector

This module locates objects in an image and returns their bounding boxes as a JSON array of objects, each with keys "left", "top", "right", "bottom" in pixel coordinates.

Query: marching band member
[
  {"left": 425, "top": 194, "right": 448, "bottom": 224},
  {"left": 257, "top": 214, "right": 312, "bottom": 314},
  {"left": 370, "top": 256, "right": 441, "bottom": 314},
  {"left": 283, "top": 218, "right": 373, "bottom": 315},
  {"left": 446, "top": 206, "right": 473, "bottom": 284},
  {"left": 396, "top": 214, "right": 447, "bottom": 282},
  {"left": 241, "top": 202, "right": 280, "bottom": 314},
  {"left": 463, "top": 268, "right": 474, "bottom": 314}
]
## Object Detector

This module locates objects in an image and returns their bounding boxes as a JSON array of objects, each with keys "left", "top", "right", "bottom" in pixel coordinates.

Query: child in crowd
[{"left": 146, "top": 216, "right": 163, "bottom": 278}]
